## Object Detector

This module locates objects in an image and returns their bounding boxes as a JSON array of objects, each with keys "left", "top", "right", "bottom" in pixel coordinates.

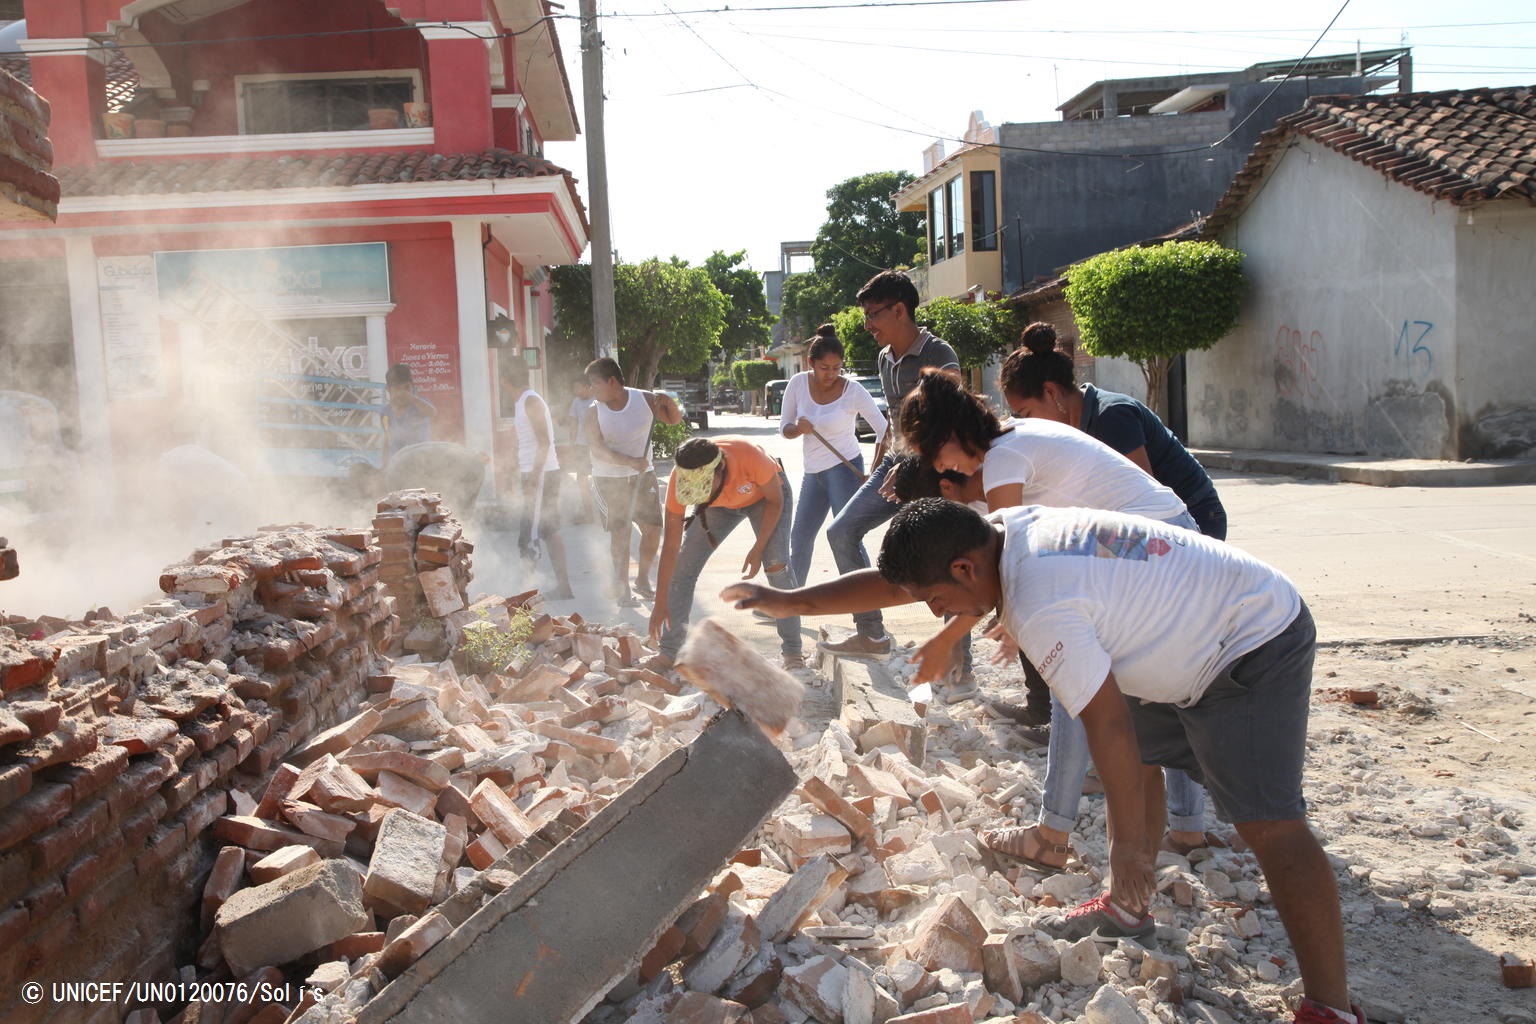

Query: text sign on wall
[
  {"left": 154, "top": 242, "right": 391, "bottom": 310},
  {"left": 96, "top": 254, "right": 165, "bottom": 399}
]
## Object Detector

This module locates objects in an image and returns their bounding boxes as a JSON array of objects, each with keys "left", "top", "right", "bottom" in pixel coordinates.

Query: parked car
[
  {"left": 851, "top": 375, "right": 888, "bottom": 441},
  {"left": 658, "top": 377, "right": 710, "bottom": 429},
  {"left": 660, "top": 386, "right": 706, "bottom": 429}
]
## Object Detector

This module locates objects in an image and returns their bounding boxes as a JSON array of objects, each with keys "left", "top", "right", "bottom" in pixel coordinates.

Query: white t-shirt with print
[
  {"left": 779, "top": 373, "right": 888, "bottom": 474},
  {"left": 994, "top": 505, "right": 1301, "bottom": 717},
  {"left": 981, "top": 418, "right": 1187, "bottom": 523}
]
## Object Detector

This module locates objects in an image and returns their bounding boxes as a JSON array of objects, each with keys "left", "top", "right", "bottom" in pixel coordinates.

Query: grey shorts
[
  {"left": 594, "top": 472, "right": 662, "bottom": 530},
  {"left": 1125, "top": 601, "right": 1316, "bottom": 823}
]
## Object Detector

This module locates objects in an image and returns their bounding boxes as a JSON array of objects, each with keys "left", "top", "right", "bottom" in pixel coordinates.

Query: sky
[{"left": 541, "top": 0, "right": 1536, "bottom": 276}]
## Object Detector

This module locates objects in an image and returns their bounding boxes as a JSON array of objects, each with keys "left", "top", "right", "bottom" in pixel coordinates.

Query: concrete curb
[{"left": 1190, "top": 448, "right": 1536, "bottom": 487}]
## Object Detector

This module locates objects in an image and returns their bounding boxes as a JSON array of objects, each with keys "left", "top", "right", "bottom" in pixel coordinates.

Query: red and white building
[{"left": 0, "top": 0, "right": 588, "bottom": 503}]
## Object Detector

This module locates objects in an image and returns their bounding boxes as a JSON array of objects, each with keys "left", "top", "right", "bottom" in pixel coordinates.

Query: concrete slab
[
  {"left": 832, "top": 652, "right": 926, "bottom": 766},
  {"left": 357, "top": 709, "right": 797, "bottom": 1024}
]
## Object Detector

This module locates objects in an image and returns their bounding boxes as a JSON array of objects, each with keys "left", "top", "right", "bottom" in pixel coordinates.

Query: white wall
[
  {"left": 1454, "top": 202, "right": 1536, "bottom": 457},
  {"left": 1084, "top": 355, "right": 1146, "bottom": 402},
  {"left": 1192, "top": 138, "right": 1462, "bottom": 458}
]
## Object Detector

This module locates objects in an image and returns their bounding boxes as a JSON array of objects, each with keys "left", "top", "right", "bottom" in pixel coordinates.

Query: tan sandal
[
  {"left": 981, "top": 824, "right": 1073, "bottom": 874},
  {"left": 1161, "top": 830, "right": 1228, "bottom": 857}
]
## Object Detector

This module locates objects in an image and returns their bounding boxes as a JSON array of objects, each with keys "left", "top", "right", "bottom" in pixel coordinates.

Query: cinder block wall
[{"left": 0, "top": 514, "right": 426, "bottom": 1023}]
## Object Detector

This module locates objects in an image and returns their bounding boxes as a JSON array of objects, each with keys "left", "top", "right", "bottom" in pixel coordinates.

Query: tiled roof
[
  {"left": 1204, "top": 85, "right": 1536, "bottom": 236},
  {"left": 57, "top": 148, "right": 576, "bottom": 198},
  {"left": 0, "top": 45, "right": 140, "bottom": 111}
]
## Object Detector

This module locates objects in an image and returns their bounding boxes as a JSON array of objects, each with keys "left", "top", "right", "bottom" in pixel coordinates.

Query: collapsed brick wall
[
  {"left": 372, "top": 491, "right": 473, "bottom": 662},
  {"left": 0, "top": 519, "right": 402, "bottom": 1023}
]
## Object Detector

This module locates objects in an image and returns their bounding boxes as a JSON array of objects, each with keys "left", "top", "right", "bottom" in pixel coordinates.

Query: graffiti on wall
[
  {"left": 1392, "top": 320, "right": 1435, "bottom": 380},
  {"left": 1274, "top": 325, "right": 1326, "bottom": 403}
]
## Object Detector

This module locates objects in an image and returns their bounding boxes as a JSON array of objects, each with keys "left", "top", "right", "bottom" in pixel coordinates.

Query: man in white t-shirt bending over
[{"left": 724, "top": 498, "right": 1361, "bottom": 1024}]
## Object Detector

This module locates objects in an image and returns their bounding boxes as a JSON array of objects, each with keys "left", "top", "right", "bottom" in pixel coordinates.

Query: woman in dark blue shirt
[{"left": 999, "top": 322, "right": 1226, "bottom": 538}]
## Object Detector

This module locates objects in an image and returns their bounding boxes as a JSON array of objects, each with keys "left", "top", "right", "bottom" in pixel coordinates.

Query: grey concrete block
[
  {"left": 365, "top": 808, "right": 447, "bottom": 917},
  {"left": 215, "top": 859, "right": 370, "bottom": 976},
  {"left": 358, "top": 709, "right": 797, "bottom": 1024}
]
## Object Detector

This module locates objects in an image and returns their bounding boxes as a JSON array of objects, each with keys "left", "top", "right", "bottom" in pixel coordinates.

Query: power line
[
  {"left": 716, "top": 11, "right": 953, "bottom": 138},
  {"left": 1202, "top": 0, "right": 1357, "bottom": 151}
]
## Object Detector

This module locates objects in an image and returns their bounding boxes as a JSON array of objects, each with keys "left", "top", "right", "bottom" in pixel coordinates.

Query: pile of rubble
[
  {"left": 122, "top": 603, "right": 728, "bottom": 1023},
  {"left": 8, "top": 495, "right": 1532, "bottom": 1024},
  {"left": 0, "top": 487, "right": 501, "bottom": 1019},
  {"left": 577, "top": 661, "right": 1295, "bottom": 1024},
  {"left": 0, "top": 519, "right": 398, "bottom": 1021},
  {"left": 152, "top": 613, "right": 1345, "bottom": 1024}
]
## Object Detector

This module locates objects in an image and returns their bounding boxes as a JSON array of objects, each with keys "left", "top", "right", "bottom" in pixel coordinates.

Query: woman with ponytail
[{"left": 999, "top": 322, "right": 1225, "bottom": 538}]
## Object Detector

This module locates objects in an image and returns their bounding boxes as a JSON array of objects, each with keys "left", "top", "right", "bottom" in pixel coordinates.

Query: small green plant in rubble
[{"left": 456, "top": 605, "right": 535, "bottom": 675}]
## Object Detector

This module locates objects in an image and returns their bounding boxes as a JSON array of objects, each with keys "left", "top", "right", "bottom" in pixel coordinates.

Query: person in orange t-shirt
[{"left": 645, "top": 436, "right": 805, "bottom": 672}]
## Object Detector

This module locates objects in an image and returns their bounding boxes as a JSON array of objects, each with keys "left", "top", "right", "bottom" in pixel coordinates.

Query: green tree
[
  {"left": 551, "top": 259, "right": 728, "bottom": 388},
  {"left": 781, "top": 273, "right": 845, "bottom": 344},
  {"left": 704, "top": 250, "right": 774, "bottom": 361},
  {"left": 917, "top": 297, "right": 1021, "bottom": 370},
  {"left": 730, "top": 358, "right": 778, "bottom": 393},
  {"left": 782, "top": 171, "right": 924, "bottom": 338},
  {"left": 1064, "top": 240, "right": 1245, "bottom": 418},
  {"left": 830, "top": 296, "right": 1019, "bottom": 373},
  {"left": 829, "top": 307, "right": 878, "bottom": 370}
]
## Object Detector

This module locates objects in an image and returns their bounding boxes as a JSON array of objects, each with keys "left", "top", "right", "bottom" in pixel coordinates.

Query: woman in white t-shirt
[
  {"left": 779, "top": 325, "right": 888, "bottom": 588},
  {"left": 899, "top": 368, "right": 1189, "bottom": 524}
]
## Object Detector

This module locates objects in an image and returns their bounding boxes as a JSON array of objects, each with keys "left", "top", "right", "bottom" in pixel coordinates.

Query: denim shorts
[{"left": 1125, "top": 601, "right": 1316, "bottom": 824}]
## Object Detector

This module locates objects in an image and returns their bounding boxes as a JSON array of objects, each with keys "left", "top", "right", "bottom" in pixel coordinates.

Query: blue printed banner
[{"left": 154, "top": 242, "right": 390, "bottom": 309}]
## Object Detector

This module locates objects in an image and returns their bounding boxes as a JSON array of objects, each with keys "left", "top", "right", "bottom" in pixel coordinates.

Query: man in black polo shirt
[{"left": 820, "top": 271, "right": 965, "bottom": 679}]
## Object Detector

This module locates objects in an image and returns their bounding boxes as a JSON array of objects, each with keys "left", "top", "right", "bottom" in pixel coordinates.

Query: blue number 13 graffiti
[{"left": 1394, "top": 320, "right": 1434, "bottom": 378}]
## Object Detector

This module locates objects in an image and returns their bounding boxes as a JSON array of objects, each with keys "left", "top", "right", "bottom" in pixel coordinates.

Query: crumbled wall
[{"left": 0, "top": 520, "right": 400, "bottom": 1023}]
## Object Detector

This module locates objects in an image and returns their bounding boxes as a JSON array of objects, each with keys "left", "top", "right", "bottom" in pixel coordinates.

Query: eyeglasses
[{"left": 862, "top": 302, "right": 896, "bottom": 325}]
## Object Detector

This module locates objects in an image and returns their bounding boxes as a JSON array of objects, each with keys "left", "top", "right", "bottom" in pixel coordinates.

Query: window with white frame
[{"left": 237, "top": 71, "right": 422, "bottom": 134}]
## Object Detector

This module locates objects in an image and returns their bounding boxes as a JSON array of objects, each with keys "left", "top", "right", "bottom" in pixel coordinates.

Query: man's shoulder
[{"left": 919, "top": 330, "right": 959, "bottom": 363}]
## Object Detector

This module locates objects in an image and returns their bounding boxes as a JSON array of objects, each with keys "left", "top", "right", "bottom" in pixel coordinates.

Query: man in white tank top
[{"left": 584, "top": 357, "right": 684, "bottom": 607}]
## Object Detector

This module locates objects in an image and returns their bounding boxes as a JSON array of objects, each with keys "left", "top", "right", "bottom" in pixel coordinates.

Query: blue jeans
[
  {"left": 658, "top": 472, "right": 802, "bottom": 661},
  {"left": 824, "top": 452, "right": 898, "bottom": 638},
  {"left": 824, "top": 452, "right": 971, "bottom": 669},
  {"left": 791, "top": 457, "right": 865, "bottom": 588},
  {"left": 1038, "top": 696, "right": 1205, "bottom": 834}
]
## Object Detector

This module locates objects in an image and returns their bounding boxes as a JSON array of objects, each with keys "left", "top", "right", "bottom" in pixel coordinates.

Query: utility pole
[{"left": 580, "top": 0, "right": 618, "bottom": 359}]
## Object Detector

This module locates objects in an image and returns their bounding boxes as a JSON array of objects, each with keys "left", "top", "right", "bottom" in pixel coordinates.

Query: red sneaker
[
  {"left": 1037, "top": 891, "right": 1155, "bottom": 941},
  {"left": 1294, "top": 998, "right": 1367, "bottom": 1023}
]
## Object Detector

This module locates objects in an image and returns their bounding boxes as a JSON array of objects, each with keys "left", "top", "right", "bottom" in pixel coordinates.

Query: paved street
[{"left": 477, "top": 409, "right": 1536, "bottom": 658}]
